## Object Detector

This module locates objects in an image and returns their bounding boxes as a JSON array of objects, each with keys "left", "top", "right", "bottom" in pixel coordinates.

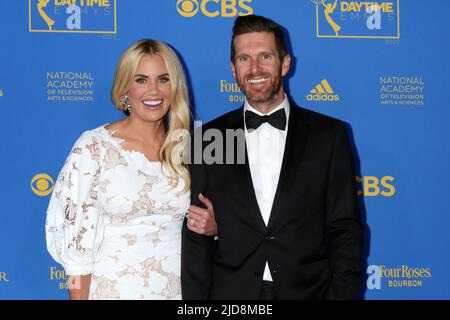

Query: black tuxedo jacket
[{"left": 181, "top": 104, "right": 364, "bottom": 300}]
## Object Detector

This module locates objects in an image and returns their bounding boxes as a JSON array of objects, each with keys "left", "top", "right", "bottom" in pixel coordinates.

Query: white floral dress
[{"left": 45, "top": 125, "right": 189, "bottom": 300}]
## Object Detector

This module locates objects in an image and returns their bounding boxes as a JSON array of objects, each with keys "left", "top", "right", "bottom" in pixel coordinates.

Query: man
[{"left": 182, "top": 14, "right": 364, "bottom": 300}]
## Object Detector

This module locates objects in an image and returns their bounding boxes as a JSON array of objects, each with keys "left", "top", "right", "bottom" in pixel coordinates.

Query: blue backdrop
[{"left": 0, "top": 0, "right": 449, "bottom": 299}]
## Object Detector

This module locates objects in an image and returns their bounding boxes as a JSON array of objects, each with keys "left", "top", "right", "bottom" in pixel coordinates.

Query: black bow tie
[{"left": 245, "top": 109, "right": 287, "bottom": 131}]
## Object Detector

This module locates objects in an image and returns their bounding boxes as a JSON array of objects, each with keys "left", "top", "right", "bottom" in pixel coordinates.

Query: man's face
[{"left": 231, "top": 32, "right": 290, "bottom": 112}]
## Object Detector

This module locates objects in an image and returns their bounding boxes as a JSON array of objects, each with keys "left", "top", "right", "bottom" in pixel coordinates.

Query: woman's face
[{"left": 127, "top": 54, "right": 172, "bottom": 124}]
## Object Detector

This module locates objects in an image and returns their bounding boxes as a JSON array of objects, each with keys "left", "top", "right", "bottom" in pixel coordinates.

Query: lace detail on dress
[{"left": 46, "top": 125, "right": 189, "bottom": 299}]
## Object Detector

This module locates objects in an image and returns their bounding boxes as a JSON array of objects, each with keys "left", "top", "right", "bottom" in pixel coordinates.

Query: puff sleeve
[{"left": 45, "top": 131, "right": 105, "bottom": 276}]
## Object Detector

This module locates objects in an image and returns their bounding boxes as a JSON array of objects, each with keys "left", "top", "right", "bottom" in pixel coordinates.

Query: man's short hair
[{"left": 231, "top": 14, "right": 287, "bottom": 63}]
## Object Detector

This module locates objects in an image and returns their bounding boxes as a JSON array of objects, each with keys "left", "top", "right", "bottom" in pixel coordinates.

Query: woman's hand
[{"left": 187, "top": 193, "right": 217, "bottom": 236}]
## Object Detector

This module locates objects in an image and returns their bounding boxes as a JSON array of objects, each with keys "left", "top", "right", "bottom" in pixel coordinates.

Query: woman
[{"left": 45, "top": 39, "right": 216, "bottom": 300}]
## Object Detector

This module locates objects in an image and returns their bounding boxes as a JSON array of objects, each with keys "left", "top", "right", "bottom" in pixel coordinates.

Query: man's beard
[{"left": 238, "top": 72, "right": 283, "bottom": 107}]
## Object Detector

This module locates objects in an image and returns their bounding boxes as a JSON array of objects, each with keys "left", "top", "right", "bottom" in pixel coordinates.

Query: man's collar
[{"left": 244, "top": 94, "right": 290, "bottom": 129}]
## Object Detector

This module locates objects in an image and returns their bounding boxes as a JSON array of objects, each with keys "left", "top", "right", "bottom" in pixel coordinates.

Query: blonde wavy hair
[{"left": 111, "top": 39, "right": 191, "bottom": 193}]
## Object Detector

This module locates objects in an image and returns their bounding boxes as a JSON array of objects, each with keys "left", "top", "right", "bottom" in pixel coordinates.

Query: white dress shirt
[{"left": 244, "top": 94, "right": 290, "bottom": 282}]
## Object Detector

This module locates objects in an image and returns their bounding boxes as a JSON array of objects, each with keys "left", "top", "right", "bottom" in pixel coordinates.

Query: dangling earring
[{"left": 119, "top": 95, "right": 132, "bottom": 113}]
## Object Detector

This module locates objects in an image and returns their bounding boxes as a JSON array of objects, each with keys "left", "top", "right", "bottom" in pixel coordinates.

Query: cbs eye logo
[
  {"left": 177, "top": 0, "right": 199, "bottom": 17},
  {"left": 31, "top": 173, "right": 54, "bottom": 196},
  {"left": 177, "top": 0, "right": 253, "bottom": 18}
]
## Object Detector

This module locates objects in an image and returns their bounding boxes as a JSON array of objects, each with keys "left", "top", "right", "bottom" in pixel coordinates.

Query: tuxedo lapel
[
  {"left": 267, "top": 105, "right": 309, "bottom": 230},
  {"left": 226, "top": 107, "right": 267, "bottom": 232}
]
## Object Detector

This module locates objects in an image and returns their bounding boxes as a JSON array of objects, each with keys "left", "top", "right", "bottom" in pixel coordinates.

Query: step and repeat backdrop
[{"left": 0, "top": 0, "right": 449, "bottom": 299}]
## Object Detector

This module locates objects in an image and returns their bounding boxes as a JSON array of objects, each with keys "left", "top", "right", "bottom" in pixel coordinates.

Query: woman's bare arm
[{"left": 68, "top": 275, "right": 92, "bottom": 300}]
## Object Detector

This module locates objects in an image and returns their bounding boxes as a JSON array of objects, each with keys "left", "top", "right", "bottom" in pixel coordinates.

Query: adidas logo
[{"left": 306, "top": 79, "right": 340, "bottom": 102}]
